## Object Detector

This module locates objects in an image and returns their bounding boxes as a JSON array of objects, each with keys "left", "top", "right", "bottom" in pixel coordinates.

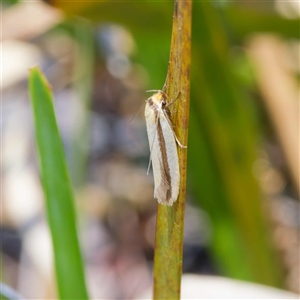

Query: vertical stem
[{"left": 153, "top": 1, "right": 192, "bottom": 299}]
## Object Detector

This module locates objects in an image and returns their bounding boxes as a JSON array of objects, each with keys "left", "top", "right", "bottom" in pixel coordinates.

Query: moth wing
[
  {"left": 145, "top": 103, "right": 180, "bottom": 205},
  {"left": 145, "top": 106, "right": 168, "bottom": 201},
  {"left": 159, "top": 110, "right": 180, "bottom": 205}
]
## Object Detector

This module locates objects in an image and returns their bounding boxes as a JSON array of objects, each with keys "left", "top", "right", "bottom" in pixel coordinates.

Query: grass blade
[
  {"left": 153, "top": 1, "right": 192, "bottom": 299},
  {"left": 188, "top": 2, "right": 284, "bottom": 286},
  {"left": 28, "top": 67, "right": 89, "bottom": 299}
]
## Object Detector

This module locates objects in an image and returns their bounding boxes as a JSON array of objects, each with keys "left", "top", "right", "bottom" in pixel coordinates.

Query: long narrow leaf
[
  {"left": 28, "top": 67, "right": 89, "bottom": 300},
  {"left": 189, "top": 2, "right": 284, "bottom": 286}
]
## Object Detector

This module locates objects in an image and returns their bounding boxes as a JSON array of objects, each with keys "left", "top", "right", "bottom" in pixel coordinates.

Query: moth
[{"left": 145, "top": 90, "right": 186, "bottom": 206}]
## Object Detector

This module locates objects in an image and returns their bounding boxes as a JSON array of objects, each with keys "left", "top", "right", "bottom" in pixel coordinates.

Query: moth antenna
[
  {"left": 162, "top": 81, "right": 168, "bottom": 92},
  {"left": 146, "top": 89, "right": 161, "bottom": 93},
  {"left": 147, "top": 110, "right": 160, "bottom": 174},
  {"left": 128, "top": 102, "right": 145, "bottom": 123},
  {"left": 161, "top": 64, "right": 171, "bottom": 91}
]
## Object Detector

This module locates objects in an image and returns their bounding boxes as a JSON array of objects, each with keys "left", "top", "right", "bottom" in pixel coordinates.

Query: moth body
[{"left": 145, "top": 91, "right": 181, "bottom": 206}]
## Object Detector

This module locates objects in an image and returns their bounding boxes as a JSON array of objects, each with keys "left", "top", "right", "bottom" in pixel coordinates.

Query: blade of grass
[
  {"left": 189, "top": 2, "right": 284, "bottom": 286},
  {"left": 248, "top": 35, "right": 300, "bottom": 197},
  {"left": 153, "top": 1, "right": 191, "bottom": 299},
  {"left": 224, "top": 6, "right": 299, "bottom": 41},
  {"left": 28, "top": 67, "right": 89, "bottom": 300}
]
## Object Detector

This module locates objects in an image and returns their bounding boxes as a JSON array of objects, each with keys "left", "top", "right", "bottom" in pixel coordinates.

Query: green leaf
[
  {"left": 28, "top": 67, "right": 89, "bottom": 300},
  {"left": 224, "top": 6, "right": 299, "bottom": 41},
  {"left": 188, "top": 2, "right": 284, "bottom": 287}
]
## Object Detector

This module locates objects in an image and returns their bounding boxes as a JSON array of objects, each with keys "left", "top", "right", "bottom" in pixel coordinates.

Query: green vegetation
[
  {"left": 23, "top": 0, "right": 298, "bottom": 297},
  {"left": 29, "top": 67, "right": 89, "bottom": 300}
]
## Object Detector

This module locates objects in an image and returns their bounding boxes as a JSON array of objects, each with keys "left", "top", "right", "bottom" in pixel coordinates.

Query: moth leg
[
  {"left": 162, "top": 109, "right": 187, "bottom": 149},
  {"left": 173, "top": 132, "right": 187, "bottom": 149},
  {"left": 166, "top": 92, "right": 181, "bottom": 108}
]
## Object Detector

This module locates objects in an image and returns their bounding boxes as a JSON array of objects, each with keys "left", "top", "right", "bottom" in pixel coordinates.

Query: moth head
[{"left": 147, "top": 90, "right": 167, "bottom": 108}]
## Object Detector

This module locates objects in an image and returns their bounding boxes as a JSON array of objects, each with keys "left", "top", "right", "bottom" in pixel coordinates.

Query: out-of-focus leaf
[
  {"left": 51, "top": 1, "right": 298, "bottom": 41},
  {"left": 48, "top": 18, "right": 95, "bottom": 188},
  {"left": 28, "top": 67, "right": 89, "bottom": 300},
  {"left": 224, "top": 6, "right": 299, "bottom": 41},
  {"left": 51, "top": 0, "right": 173, "bottom": 34},
  {"left": 69, "top": 18, "right": 95, "bottom": 187},
  {"left": 188, "top": 2, "right": 284, "bottom": 287},
  {"left": 1, "top": 0, "right": 20, "bottom": 6}
]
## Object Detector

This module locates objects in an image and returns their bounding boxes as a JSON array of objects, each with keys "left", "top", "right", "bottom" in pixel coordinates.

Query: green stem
[{"left": 153, "top": 1, "right": 192, "bottom": 299}]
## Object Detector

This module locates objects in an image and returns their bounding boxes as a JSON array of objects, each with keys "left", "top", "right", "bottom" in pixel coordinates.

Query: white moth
[{"left": 145, "top": 90, "right": 186, "bottom": 206}]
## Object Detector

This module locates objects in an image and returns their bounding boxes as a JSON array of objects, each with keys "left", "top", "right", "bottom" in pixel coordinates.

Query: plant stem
[{"left": 153, "top": 1, "right": 192, "bottom": 299}]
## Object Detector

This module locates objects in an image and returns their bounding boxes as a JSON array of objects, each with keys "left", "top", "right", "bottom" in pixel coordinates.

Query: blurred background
[{"left": 1, "top": 0, "right": 299, "bottom": 299}]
